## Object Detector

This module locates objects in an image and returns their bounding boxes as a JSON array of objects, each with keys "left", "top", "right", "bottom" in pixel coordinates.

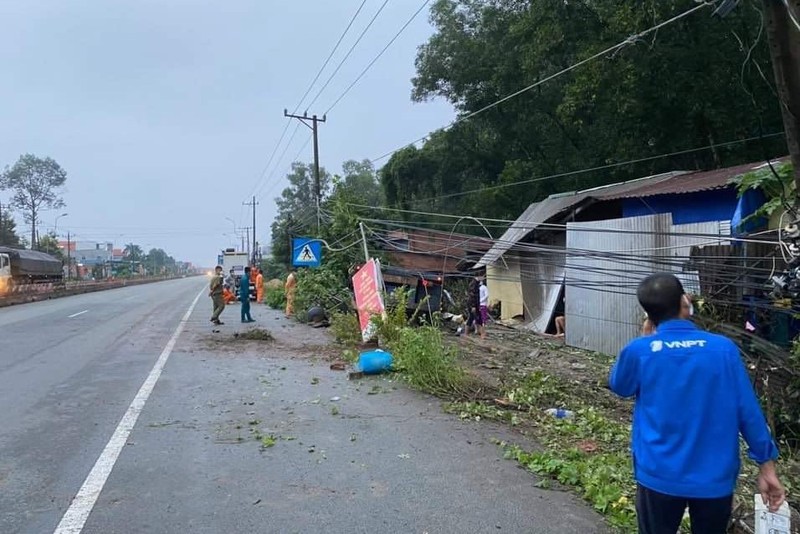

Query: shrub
[
  {"left": 294, "top": 267, "right": 352, "bottom": 321},
  {"left": 264, "top": 286, "right": 285, "bottom": 310},
  {"left": 389, "top": 326, "right": 466, "bottom": 397},
  {"left": 330, "top": 312, "right": 362, "bottom": 345},
  {"left": 369, "top": 287, "right": 410, "bottom": 345}
]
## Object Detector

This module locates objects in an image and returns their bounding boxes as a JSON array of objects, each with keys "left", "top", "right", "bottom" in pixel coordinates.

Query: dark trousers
[
  {"left": 636, "top": 484, "right": 732, "bottom": 534},
  {"left": 241, "top": 299, "right": 253, "bottom": 322}
]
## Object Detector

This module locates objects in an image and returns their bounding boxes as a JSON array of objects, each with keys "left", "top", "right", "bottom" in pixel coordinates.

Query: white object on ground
[{"left": 754, "top": 494, "right": 791, "bottom": 534}]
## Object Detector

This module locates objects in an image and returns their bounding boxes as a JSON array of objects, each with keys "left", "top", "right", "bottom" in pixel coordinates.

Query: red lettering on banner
[{"left": 351, "top": 259, "right": 385, "bottom": 340}]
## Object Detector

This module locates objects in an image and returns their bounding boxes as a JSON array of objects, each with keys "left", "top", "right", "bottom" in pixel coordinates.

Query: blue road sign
[{"left": 292, "top": 237, "right": 322, "bottom": 268}]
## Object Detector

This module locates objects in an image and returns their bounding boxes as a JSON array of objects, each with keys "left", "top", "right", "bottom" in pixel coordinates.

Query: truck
[
  {"left": 219, "top": 249, "right": 255, "bottom": 301},
  {"left": 381, "top": 265, "right": 452, "bottom": 320},
  {"left": 0, "top": 246, "right": 64, "bottom": 295}
]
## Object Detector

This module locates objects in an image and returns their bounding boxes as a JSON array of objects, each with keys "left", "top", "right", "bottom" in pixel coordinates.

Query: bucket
[{"left": 358, "top": 349, "right": 393, "bottom": 375}]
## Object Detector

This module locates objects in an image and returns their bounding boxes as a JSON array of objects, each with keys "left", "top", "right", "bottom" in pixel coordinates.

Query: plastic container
[
  {"left": 544, "top": 408, "right": 574, "bottom": 419},
  {"left": 358, "top": 349, "right": 393, "bottom": 375}
]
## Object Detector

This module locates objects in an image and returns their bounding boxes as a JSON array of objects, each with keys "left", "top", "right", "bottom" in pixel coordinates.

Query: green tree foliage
[
  {"left": 0, "top": 154, "right": 67, "bottom": 248},
  {"left": 269, "top": 162, "right": 331, "bottom": 265},
  {"left": 145, "top": 248, "right": 177, "bottom": 275},
  {"left": 382, "top": 0, "right": 786, "bottom": 222},
  {"left": 39, "top": 232, "right": 65, "bottom": 260},
  {"left": 0, "top": 207, "right": 21, "bottom": 247},
  {"left": 123, "top": 243, "right": 144, "bottom": 262}
]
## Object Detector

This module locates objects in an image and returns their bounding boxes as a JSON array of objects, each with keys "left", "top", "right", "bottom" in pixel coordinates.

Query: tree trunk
[
  {"left": 762, "top": 0, "right": 800, "bottom": 196},
  {"left": 31, "top": 216, "right": 36, "bottom": 251}
]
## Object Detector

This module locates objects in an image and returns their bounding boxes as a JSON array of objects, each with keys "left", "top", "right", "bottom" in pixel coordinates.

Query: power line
[
  {"left": 245, "top": 1, "right": 369, "bottom": 201},
  {"left": 324, "top": 0, "right": 432, "bottom": 115},
  {"left": 305, "top": 0, "right": 392, "bottom": 112},
  {"left": 294, "top": 0, "right": 370, "bottom": 114},
  {"left": 258, "top": 133, "right": 313, "bottom": 203},
  {"left": 369, "top": 133, "right": 787, "bottom": 207},
  {"left": 254, "top": 122, "right": 302, "bottom": 200},
  {"left": 368, "top": 1, "right": 714, "bottom": 165}
]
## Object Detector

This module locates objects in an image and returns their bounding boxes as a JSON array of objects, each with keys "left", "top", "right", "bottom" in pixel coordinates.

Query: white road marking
[
  {"left": 53, "top": 288, "right": 204, "bottom": 534},
  {"left": 67, "top": 310, "right": 89, "bottom": 318}
]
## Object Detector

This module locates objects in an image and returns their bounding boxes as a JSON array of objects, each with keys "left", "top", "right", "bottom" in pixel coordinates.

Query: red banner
[{"left": 352, "top": 259, "right": 385, "bottom": 341}]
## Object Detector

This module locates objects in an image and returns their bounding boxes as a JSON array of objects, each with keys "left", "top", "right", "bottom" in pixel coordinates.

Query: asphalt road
[{"left": 0, "top": 278, "right": 607, "bottom": 534}]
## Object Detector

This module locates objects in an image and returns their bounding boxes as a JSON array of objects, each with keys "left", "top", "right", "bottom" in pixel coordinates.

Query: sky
[{"left": 0, "top": 0, "right": 454, "bottom": 267}]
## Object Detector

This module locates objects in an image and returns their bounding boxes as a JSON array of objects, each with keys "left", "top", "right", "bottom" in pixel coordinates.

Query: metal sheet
[
  {"left": 565, "top": 214, "right": 728, "bottom": 356},
  {"left": 520, "top": 234, "right": 566, "bottom": 333},
  {"left": 475, "top": 172, "right": 684, "bottom": 268}
]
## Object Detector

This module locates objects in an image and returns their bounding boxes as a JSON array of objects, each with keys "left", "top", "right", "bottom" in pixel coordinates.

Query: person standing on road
[
  {"left": 255, "top": 267, "right": 264, "bottom": 304},
  {"left": 464, "top": 275, "right": 481, "bottom": 337},
  {"left": 610, "top": 273, "right": 784, "bottom": 533},
  {"left": 209, "top": 265, "right": 225, "bottom": 325},
  {"left": 285, "top": 268, "right": 297, "bottom": 317},
  {"left": 478, "top": 277, "right": 489, "bottom": 339},
  {"left": 239, "top": 266, "right": 255, "bottom": 323},
  {"left": 224, "top": 268, "right": 236, "bottom": 294}
]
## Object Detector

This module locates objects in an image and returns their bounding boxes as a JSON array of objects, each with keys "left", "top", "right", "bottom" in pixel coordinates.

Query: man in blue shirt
[
  {"left": 610, "top": 273, "right": 785, "bottom": 533},
  {"left": 239, "top": 266, "right": 255, "bottom": 323}
]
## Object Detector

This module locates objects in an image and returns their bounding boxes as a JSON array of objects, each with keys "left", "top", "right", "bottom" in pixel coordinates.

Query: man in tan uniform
[
  {"left": 209, "top": 265, "right": 225, "bottom": 325},
  {"left": 285, "top": 269, "right": 297, "bottom": 317}
]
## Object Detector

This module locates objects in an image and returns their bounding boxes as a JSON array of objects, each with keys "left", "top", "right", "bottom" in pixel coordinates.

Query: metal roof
[
  {"left": 475, "top": 172, "right": 681, "bottom": 267},
  {"left": 600, "top": 159, "right": 788, "bottom": 200},
  {"left": 476, "top": 158, "right": 788, "bottom": 267}
]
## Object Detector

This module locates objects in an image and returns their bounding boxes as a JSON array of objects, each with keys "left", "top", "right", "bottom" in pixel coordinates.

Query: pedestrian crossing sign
[{"left": 292, "top": 237, "right": 322, "bottom": 268}]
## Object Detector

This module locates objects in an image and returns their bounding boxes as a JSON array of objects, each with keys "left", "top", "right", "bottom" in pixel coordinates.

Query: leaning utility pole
[
  {"left": 762, "top": 0, "right": 800, "bottom": 194},
  {"left": 243, "top": 196, "right": 259, "bottom": 263},
  {"left": 284, "top": 109, "right": 327, "bottom": 231}
]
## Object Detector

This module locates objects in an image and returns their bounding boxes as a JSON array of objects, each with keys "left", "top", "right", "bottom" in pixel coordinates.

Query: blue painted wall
[{"left": 621, "top": 187, "right": 739, "bottom": 224}]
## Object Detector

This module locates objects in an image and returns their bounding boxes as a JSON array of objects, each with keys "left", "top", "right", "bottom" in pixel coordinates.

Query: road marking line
[
  {"left": 53, "top": 288, "right": 204, "bottom": 534},
  {"left": 67, "top": 310, "right": 89, "bottom": 318}
]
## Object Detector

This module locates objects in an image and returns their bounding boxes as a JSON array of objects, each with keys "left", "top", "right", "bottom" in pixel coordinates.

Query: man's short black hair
[
  {"left": 637, "top": 273, "right": 684, "bottom": 326},
  {"left": 244, "top": 266, "right": 251, "bottom": 274},
  {"left": 215, "top": 265, "right": 223, "bottom": 271}
]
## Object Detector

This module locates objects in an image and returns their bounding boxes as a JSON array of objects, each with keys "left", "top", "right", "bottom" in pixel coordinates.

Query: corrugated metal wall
[
  {"left": 522, "top": 234, "right": 566, "bottom": 333},
  {"left": 565, "top": 214, "right": 728, "bottom": 356}
]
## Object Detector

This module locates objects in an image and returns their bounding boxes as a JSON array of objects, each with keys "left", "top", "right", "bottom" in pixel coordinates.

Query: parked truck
[
  {"left": 0, "top": 246, "right": 64, "bottom": 295},
  {"left": 219, "top": 248, "right": 255, "bottom": 301}
]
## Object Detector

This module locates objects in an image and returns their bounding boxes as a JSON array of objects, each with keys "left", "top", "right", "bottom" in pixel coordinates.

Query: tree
[
  {"left": 0, "top": 154, "right": 67, "bottom": 249},
  {"left": 385, "top": 0, "right": 787, "bottom": 218},
  {"left": 123, "top": 243, "right": 143, "bottom": 262},
  {"left": 38, "top": 232, "right": 65, "bottom": 261},
  {"left": 0, "top": 206, "right": 21, "bottom": 247},
  {"left": 270, "top": 162, "right": 331, "bottom": 264}
]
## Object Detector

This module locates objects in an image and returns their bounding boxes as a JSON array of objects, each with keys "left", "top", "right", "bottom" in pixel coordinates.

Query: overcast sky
[{"left": 0, "top": 0, "right": 453, "bottom": 266}]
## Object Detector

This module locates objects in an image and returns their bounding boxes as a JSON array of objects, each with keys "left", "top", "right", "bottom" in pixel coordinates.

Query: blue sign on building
[{"left": 292, "top": 237, "right": 322, "bottom": 268}]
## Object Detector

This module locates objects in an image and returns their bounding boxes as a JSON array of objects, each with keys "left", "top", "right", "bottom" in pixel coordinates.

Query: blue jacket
[
  {"left": 609, "top": 320, "right": 778, "bottom": 498},
  {"left": 239, "top": 274, "right": 250, "bottom": 300}
]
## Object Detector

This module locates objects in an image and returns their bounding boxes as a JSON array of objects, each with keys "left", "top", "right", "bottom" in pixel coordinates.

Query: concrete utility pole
[
  {"left": 242, "top": 226, "right": 252, "bottom": 258},
  {"left": 67, "top": 231, "right": 71, "bottom": 280},
  {"left": 243, "top": 196, "right": 258, "bottom": 264},
  {"left": 762, "top": 0, "right": 800, "bottom": 194},
  {"left": 284, "top": 109, "right": 327, "bottom": 231}
]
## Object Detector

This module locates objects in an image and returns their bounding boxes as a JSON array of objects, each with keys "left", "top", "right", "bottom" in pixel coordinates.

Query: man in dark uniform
[
  {"left": 209, "top": 265, "right": 225, "bottom": 325},
  {"left": 465, "top": 275, "right": 481, "bottom": 337},
  {"left": 239, "top": 266, "right": 255, "bottom": 323}
]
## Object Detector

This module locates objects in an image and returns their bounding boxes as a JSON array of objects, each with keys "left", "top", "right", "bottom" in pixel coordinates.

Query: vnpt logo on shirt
[{"left": 650, "top": 339, "right": 707, "bottom": 352}]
